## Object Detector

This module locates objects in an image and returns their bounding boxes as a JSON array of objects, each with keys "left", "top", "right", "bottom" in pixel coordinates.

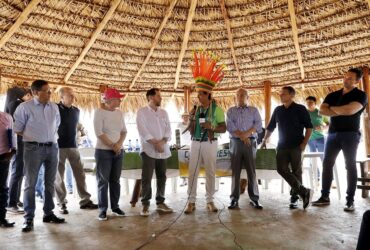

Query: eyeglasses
[{"left": 39, "top": 89, "right": 52, "bottom": 94}]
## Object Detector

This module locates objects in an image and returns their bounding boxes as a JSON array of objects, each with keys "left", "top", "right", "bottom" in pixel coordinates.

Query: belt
[
  {"left": 192, "top": 138, "right": 217, "bottom": 142},
  {"left": 231, "top": 137, "right": 256, "bottom": 140},
  {"left": 26, "top": 141, "right": 53, "bottom": 147}
]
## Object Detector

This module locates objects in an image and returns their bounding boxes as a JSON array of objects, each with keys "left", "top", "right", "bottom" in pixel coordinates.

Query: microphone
[{"left": 199, "top": 112, "right": 206, "bottom": 124}]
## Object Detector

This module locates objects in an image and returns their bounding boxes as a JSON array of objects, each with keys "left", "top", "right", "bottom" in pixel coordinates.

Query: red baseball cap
[{"left": 104, "top": 88, "right": 125, "bottom": 100}]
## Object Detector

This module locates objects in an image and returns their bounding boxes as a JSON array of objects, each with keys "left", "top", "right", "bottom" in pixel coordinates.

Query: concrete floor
[{"left": 1, "top": 176, "right": 369, "bottom": 250}]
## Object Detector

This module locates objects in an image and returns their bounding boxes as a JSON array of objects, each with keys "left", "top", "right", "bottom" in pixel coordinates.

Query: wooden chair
[{"left": 357, "top": 158, "right": 370, "bottom": 198}]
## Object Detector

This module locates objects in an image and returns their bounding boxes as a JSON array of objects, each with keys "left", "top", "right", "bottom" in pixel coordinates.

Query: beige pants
[
  {"left": 55, "top": 148, "right": 91, "bottom": 206},
  {"left": 187, "top": 140, "right": 218, "bottom": 203}
]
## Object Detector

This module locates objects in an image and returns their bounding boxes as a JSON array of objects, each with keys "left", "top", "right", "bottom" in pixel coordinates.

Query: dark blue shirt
[
  {"left": 267, "top": 102, "right": 313, "bottom": 149},
  {"left": 57, "top": 102, "right": 79, "bottom": 148}
]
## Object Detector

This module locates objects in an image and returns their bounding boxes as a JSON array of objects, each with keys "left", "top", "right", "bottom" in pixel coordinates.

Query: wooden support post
[
  {"left": 184, "top": 86, "right": 191, "bottom": 114},
  {"left": 361, "top": 66, "right": 370, "bottom": 157},
  {"left": 264, "top": 81, "right": 272, "bottom": 128}
]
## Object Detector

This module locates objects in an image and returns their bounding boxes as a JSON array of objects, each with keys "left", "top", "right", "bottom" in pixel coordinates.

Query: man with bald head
[
  {"left": 226, "top": 88, "right": 263, "bottom": 209},
  {"left": 55, "top": 87, "right": 97, "bottom": 215}
]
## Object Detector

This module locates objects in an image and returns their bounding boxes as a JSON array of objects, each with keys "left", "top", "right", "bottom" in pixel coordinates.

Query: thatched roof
[{"left": 0, "top": 0, "right": 369, "bottom": 110}]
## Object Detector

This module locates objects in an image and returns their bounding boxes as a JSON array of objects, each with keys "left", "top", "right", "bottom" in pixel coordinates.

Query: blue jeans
[
  {"left": 95, "top": 149, "right": 123, "bottom": 212},
  {"left": 8, "top": 135, "right": 24, "bottom": 207},
  {"left": 321, "top": 132, "right": 361, "bottom": 203},
  {"left": 23, "top": 143, "right": 58, "bottom": 220},
  {"left": 35, "top": 165, "right": 44, "bottom": 199},
  {"left": 308, "top": 137, "right": 325, "bottom": 159}
]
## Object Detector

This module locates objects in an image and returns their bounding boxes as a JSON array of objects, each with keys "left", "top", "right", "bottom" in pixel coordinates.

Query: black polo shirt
[
  {"left": 57, "top": 102, "right": 80, "bottom": 148},
  {"left": 323, "top": 87, "right": 368, "bottom": 133},
  {"left": 267, "top": 102, "right": 313, "bottom": 149}
]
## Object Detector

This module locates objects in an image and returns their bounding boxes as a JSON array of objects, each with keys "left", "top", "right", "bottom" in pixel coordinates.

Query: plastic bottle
[{"left": 128, "top": 139, "right": 133, "bottom": 152}]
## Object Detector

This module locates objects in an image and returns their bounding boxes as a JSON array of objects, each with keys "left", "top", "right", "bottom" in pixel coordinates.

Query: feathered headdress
[{"left": 190, "top": 50, "right": 225, "bottom": 93}]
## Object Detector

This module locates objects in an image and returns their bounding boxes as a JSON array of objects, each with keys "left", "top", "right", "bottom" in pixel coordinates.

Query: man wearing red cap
[{"left": 94, "top": 88, "right": 127, "bottom": 221}]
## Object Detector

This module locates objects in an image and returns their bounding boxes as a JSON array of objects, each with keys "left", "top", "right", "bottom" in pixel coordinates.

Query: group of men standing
[
  {"left": 0, "top": 67, "right": 367, "bottom": 239},
  {"left": 1, "top": 80, "right": 98, "bottom": 232}
]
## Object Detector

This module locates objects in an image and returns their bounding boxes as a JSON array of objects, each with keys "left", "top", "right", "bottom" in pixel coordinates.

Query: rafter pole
[
  {"left": 288, "top": 0, "right": 305, "bottom": 80},
  {"left": 220, "top": 0, "right": 243, "bottom": 86},
  {"left": 0, "top": 0, "right": 42, "bottom": 50},
  {"left": 174, "top": 0, "right": 197, "bottom": 90},
  {"left": 64, "top": 0, "right": 121, "bottom": 83},
  {"left": 129, "top": 0, "right": 178, "bottom": 90}
]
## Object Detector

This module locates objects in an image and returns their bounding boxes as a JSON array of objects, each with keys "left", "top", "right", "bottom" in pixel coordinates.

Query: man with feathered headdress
[{"left": 185, "top": 50, "right": 226, "bottom": 214}]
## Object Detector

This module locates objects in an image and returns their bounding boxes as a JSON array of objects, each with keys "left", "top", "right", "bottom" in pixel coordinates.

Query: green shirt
[
  {"left": 308, "top": 108, "right": 329, "bottom": 140},
  {"left": 194, "top": 103, "right": 225, "bottom": 140}
]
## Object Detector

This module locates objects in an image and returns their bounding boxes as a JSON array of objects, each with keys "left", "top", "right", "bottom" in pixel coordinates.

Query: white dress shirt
[{"left": 136, "top": 105, "right": 171, "bottom": 159}]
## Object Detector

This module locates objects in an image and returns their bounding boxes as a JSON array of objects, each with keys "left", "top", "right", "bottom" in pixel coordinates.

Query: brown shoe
[
  {"left": 207, "top": 202, "right": 218, "bottom": 212},
  {"left": 184, "top": 203, "right": 195, "bottom": 214}
]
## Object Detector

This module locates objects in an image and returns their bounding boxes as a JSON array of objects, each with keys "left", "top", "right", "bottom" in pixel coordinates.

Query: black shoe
[
  {"left": 80, "top": 201, "right": 99, "bottom": 210},
  {"left": 250, "top": 200, "right": 263, "bottom": 209},
  {"left": 0, "top": 219, "right": 15, "bottom": 228},
  {"left": 228, "top": 200, "right": 239, "bottom": 209},
  {"left": 98, "top": 211, "right": 108, "bottom": 221},
  {"left": 22, "top": 220, "right": 33, "bottom": 232},
  {"left": 112, "top": 208, "right": 125, "bottom": 217},
  {"left": 17, "top": 201, "right": 23, "bottom": 208},
  {"left": 344, "top": 201, "right": 355, "bottom": 212},
  {"left": 301, "top": 188, "right": 314, "bottom": 210},
  {"left": 312, "top": 196, "right": 330, "bottom": 206},
  {"left": 59, "top": 204, "right": 69, "bottom": 215},
  {"left": 289, "top": 196, "right": 299, "bottom": 209},
  {"left": 43, "top": 214, "right": 65, "bottom": 224}
]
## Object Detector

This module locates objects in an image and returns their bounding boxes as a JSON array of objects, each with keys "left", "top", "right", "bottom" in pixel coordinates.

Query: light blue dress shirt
[
  {"left": 226, "top": 105, "right": 263, "bottom": 139},
  {"left": 14, "top": 98, "right": 60, "bottom": 143}
]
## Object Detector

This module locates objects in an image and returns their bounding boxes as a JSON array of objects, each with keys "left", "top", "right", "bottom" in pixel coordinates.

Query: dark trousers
[
  {"left": 230, "top": 138, "right": 259, "bottom": 202},
  {"left": 0, "top": 157, "right": 10, "bottom": 220},
  {"left": 141, "top": 152, "right": 166, "bottom": 206},
  {"left": 321, "top": 132, "right": 360, "bottom": 203},
  {"left": 8, "top": 135, "right": 24, "bottom": 207},
  {"left": 276, "top": 147, "right": 306, "bottom": 197},
  {"left": 95, "top": 149, "right": 123, "bottom": 212},
  {"left": 357, "top": 210, "right": 370, "bottom": 250}
]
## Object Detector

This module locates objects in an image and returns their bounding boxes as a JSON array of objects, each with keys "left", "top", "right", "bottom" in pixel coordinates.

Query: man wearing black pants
[
  {"left": 0, "top": 111, "right": 16, "bottom": 228},
  {"left": 136, "top": 88, "right": 173, "bottom": 217},
  {"left": 261, "top": 86, "right": 313, "bottom": 209},
  {"left": 312, "top": 68, "right": 368, "bottom": 212},
  {"left": 227, "top": 88, "right": 263, "bottom": 209},
  {"left": 7, "top": 88, "right": 32, "bottom": 213}
]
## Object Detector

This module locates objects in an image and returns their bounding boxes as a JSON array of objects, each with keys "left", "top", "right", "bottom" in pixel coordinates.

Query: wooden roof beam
[
  {"left": 129, "top": 0, "right": 178, "bottom": 90},
  {"left": 64, "top": 0, "right": 121, "bottom": 83},
  {"left": 288, "top": 0, "right": 305, "bottom": 80},
  {"left": 174, "top": 0, "right": 198, "bottom": 90},
  {"left": 220, "top": 0, "right": 243, "bottom": 86},
  {"left": 0, "top": 0, "right": 42, "bottom": 50}
]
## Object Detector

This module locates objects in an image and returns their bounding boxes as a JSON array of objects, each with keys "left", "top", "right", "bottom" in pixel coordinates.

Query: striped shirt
[{"left": 226, "top": 105, "right": 263, "bottom": 139}]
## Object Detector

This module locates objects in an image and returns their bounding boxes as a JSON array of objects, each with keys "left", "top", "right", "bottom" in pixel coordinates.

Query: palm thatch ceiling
[{"left": 0, "top": 0, "right": 369, "bottom": 96}]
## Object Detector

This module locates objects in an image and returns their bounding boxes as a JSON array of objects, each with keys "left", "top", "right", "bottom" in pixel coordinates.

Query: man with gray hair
[
  {"left": 226, "top": 88, "right": 263, "bottom": 209},
  {"left": 55, "top": 87, "right": 98, "bottom": 215}
]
